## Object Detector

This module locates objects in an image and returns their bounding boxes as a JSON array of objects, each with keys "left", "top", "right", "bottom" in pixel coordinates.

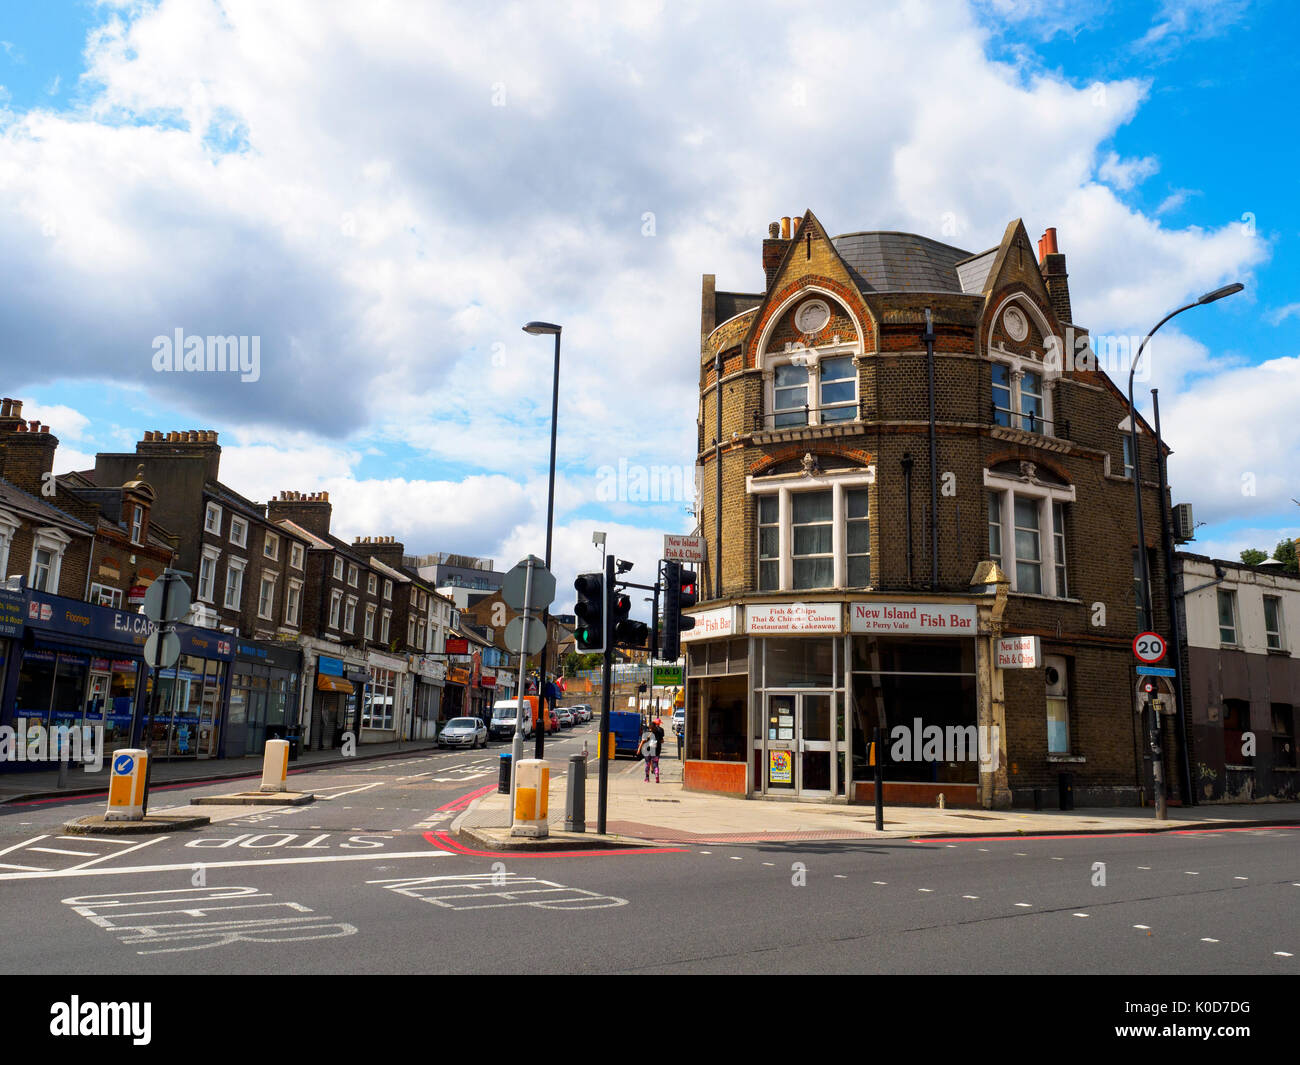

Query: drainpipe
[
  {"left": 1152, "top": 390, "right": 1194, "bottom": 806},
  {"left": 901, "top": 454, "right": 914, "bottom": 585},
  {"left": 714, "top": 348, "right": 723, "bottom": 600},
  {"left": 82, "top": 531, "right": 96, "bottom": 601},
  {"left": 925, "top": 309, "right": 939, "bottom": 589}
]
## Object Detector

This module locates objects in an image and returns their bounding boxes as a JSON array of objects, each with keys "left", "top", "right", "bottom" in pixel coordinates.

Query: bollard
[
  {"left": 565, "top": 753, "right": 586, "bottom": 833},
  {"left": 498, "top": 752, "right": 512, "bottom": 795},
  {"left": 259, "top": 739, "right": 290, "bottom": 794},
  {"left": 511, "top": 758, "right": 550, "bottom": 838},
  {"left": 105, "top": 749, "right": 149, "bottom": 821}
]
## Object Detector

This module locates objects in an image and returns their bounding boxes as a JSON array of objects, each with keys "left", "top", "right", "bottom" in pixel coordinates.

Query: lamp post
[
  {"left": 1127, "top": 282, "right": 1241, "bottom": 820},
  {"left": 523, "top": 321, "right": 562, "bottom": 761}
]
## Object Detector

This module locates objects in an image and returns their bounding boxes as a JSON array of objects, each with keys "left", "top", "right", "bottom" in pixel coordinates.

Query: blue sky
[{"left": 0, "top": 0, "right": 1296, "bottom": 610}]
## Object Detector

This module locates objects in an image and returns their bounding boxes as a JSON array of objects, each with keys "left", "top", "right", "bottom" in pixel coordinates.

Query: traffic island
[
  {"left": 191, "top": 790, "right": 315, "bottom": 806},
  {"left": 456, "top": 824, "right": 670, "bottom": 852},
  {"left": 62, "top": 812, "right": 211, "bottom": 835}
]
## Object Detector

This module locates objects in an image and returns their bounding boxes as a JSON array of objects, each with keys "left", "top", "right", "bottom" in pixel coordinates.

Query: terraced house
[{"left": 686, "top": 211, "right": 1176, "bottom": 808}]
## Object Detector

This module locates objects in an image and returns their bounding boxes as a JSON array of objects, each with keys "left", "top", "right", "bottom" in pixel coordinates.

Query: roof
[
  {"left": 0, "top": 477, "right": 94, "bottom": 534},
  {"left": 715, "top": 291, "right": 763, "bottom": 324},
  {"left": 955, "top": 247, "right": 998, "bottom": 294},
  {"left": 831, "top": 231, "right": 974, "bottom": 293},
  {"left": 368, "top": 556, "right": 410, "bottom": 583},
  {"left": 273, "top": 518, "right": 331, "bottom": 550}
]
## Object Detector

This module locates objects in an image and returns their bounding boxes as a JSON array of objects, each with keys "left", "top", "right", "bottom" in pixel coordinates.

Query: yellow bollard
[
  {"left": 260, "top": 739, "right": 291, "bottom": 793},
  {"left": 511, "top": 759, "right": 550, "bottom": 838},
  {"left": 105, "top": 749, "right": 148, "bottom": 821}
]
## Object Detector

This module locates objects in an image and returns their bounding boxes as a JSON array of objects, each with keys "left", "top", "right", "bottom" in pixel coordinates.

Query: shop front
[
  {"left": 308, "top": 651, "right": 368, "bottom": 751},
  {"left": 409, "top": 655, "right": 445, "bottom": 740},
  {"left": 144, "top": 627, "right": 234, "bottom": 759},
  {"left": 230, "top": 640, "right": 302, "bottom": 757},
  {"left": 363, "top": 650, "right": 408, "bottom": 742},
  {"left": 684, "top": 599, "right": 990, "bottom": 804}
]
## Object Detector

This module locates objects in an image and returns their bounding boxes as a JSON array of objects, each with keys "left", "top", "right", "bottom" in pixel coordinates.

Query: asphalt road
[{"left": 1, "top": 720, "right": 1296, "bottom": 976}]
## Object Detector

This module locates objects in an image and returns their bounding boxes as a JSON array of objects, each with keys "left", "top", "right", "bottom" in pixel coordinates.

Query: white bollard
[
  {"left": 104, "top": 749, "right": 149, "bottom": 821},
  {"left": 511, "top": 758, "right": 551, "bottom": 838},
  {"left": 260, "top": 739, "right": 290, "bottom": 793}
]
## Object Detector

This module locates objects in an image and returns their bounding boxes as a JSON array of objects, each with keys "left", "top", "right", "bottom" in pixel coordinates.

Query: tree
[
  {"left": 1240, "top": 548, "right": 1268, "bottom": 566},
  {"left": 1274, "top": 538, "right": 1299, "bottom": 574}
]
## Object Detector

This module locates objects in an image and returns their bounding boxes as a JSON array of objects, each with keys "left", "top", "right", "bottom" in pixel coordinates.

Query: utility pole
[{"left": 597, "top": 551, "right": 614, "bottom": 834}]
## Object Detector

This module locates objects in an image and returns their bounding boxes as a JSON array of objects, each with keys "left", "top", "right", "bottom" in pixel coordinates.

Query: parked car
[
  {"left": 569, "top": 704, "right": 590, "bottom": 723},
  {"left": 557, "top": 708, "right": 574, "bottom": 728},
  {"left": 489, "top": 697, "right": 537, "bottom": 741},
  {"left": 672, "top": 708, "right": 686, "bottom": 735},
  {"left": 438, "top": 717, "right": 488, "bottom": 749}
]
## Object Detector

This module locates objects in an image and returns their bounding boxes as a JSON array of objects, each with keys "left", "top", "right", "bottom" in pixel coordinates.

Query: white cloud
[
  {"left": 1098, "top": 151, "right": 1159, "bottom": 191},
  {"left": 0, "top": 0, "right": 1277, "bottom": 560},
  {"left": 1265, "top": 303, "right": 1300, "bottom": 326}
]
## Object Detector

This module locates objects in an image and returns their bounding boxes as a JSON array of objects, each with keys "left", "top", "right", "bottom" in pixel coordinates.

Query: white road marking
[
  {"left": 56, "top": 836, "right": 142, "bottom": 845},
  {"left": 1184, "top": 871, "right": 1199, "bottom": 876},
  {"left": 1014, "top": 902, "right": 1032, "bottom": 907},
  {"left": 0, "top": 849, "right": 453, "bottom": 882},
  {"left": 1234, "top": 876, "right": 1248, "bottom": 880},
  {"left": 729, "top": 856, "right": 742, "bottom": 861},
  {"left": 918, "top": 888, "right": 933, "bottom": 893},
  {"left": 1201, "top": 938, "right": 1219, "bottom": 943},
  {"left": 28, "top": 847, "right": 99, "bottom": 857},
  {"left": 1049, "top": 857, "right": 1063, "bottom": 861},
  {"left": 67, "top": 837, "right": 164, "bottom": 871},
  {"left": 762, "top": 862, "right": 774, "bottom": 866},
  {"left": 1134, "top": 924, "right": 1150, "bottom": 930},
  {"left": 1275, "top": 951, "right": 1294, "bottom": 957},
  {"left": 1014, "top": 852, "right": 1027, "bottom": 857},
  {"left": 1138, "top": 866, "right": 1151, "bottom": 870},
  {"left": 834, "top": 874, "right": 847, "bottom": 878},
  {"left": 0, "top": 862, "right": 48, "bottom": 871},
  {"left": 962, "top": 895, "right": 979, "bottom": 900},
  {"left": 1072, "top": 913, "right": 1089, "bottom": 917},
  {"left": 315, "top": 782, "right": 386, "bottom": 800},
  {"left": 0, "top": 835, "right": 49, "bottom": 857},
  {"left": 873, "top": 881, "right": 887, "bottom": 885},
  {"left": 370, "top": 873, "right": 628, "bottom": 912}
]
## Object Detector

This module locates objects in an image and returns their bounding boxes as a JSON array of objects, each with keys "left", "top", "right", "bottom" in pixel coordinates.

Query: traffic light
[
  {"left": 611, "top": 591, "right": 649, "bottom": 649},
  {"left": 573, "top": 572, "right": 606, "bottom": 652},
  {"left": 662, "top": 560, "right": 697, "bottom": 661}
]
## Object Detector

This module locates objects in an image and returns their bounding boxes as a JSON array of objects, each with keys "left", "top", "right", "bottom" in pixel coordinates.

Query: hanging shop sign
[{"left": 996, "top": 635, "right": 1040, "bottom": 669}]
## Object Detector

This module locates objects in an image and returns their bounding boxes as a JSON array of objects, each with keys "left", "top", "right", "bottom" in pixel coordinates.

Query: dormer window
[{"left": 130, "top": 504, "right": 144, "bottom": 545}]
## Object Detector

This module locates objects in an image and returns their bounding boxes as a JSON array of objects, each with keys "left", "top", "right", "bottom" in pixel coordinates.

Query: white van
[{"left": 489, "top": 697, "right": 536, "bottom": 741}]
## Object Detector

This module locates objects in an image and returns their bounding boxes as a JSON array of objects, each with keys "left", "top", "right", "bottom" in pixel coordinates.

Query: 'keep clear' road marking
[
  {"left": 368, "top": 873, "right": 628, "bottom": 911},
  {"left": 62, "top": 885, "right": 356, "bottom": 955}
]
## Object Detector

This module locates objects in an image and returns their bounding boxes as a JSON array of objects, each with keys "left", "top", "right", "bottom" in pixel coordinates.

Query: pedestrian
[
  {"left": 642, "top": 728, "right": 660, "bottom": 783},
  {"left": 676, "top": 722, "right": 684, "bottom": 760},
  {"left": 652, "top": 717, "right": 665, "bottom": 758}
]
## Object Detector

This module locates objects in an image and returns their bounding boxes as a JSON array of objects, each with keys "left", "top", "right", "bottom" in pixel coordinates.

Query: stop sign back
[{"left": 1132, "top": 632, "right": 1167, "bottom": 663}]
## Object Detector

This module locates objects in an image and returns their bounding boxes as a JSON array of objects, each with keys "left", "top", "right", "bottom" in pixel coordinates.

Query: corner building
[{"left": 686, "top": 211, "right": 1176, "bottom": 807}]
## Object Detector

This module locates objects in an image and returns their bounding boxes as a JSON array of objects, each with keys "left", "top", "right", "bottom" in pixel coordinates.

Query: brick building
[{"left": 686, "top": 211, "right": 1173, "bottom": 807}]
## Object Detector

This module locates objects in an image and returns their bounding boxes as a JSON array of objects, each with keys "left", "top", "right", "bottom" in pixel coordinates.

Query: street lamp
[
  {"left": 523, "top": 321, "right": 562, "bottom": 760},
  {"left": 1127, "top": 281, "right": 1242, "bottom": 820}
]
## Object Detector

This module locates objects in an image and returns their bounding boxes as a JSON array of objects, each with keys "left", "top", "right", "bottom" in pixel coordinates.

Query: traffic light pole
[{"left": 597, "top": 551, "right": 614, "bottom": 835}]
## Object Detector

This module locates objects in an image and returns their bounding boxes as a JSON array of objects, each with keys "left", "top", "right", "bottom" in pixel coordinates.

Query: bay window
[
  {"left": 984, "top": 470, "right": 1073, "bottom": 598},
  {"left": 990, "top": 357, "right": 1053, "bottom": 434},
  {"left": 748, "top": 467, "right": 875, "bottom": 592}
]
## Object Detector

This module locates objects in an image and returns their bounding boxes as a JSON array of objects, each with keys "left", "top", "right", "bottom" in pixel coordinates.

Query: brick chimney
[
  {"left": 359, "top": 534, "right": 405, "bottom": 570},
  {"left": 0, "top": 408, "right": 60, "bottom": 497},
  {"left": 136, "top": 429, "right": 222, "bottom": 483},
  {"left": 1039, "top": 227, "right": 1073, "bottom": 324},
  {"left": 267, "top": 490, "right": 333, "bottom": 538},
  {"left": 763, "top": 220, "right": 791, "bottom": 291}
]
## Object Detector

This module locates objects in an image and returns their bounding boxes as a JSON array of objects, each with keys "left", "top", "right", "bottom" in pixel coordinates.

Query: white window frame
[
  {"left": 332, "top": 557, "right": 344, "bottom": 581},
  {"left": 285, "top": 578, "right": 303, "bottom": 628},
  {"left": 258, "top": 571, "right": 278, "bottom": 620},
  {"left": 986, "top": 295, "right": 1060, "bottom": 437},
  {"left": 90, "top": 583, "right": 122, "bottom": 608},
  {"left": 224, "top": 557, "right": 247, "bottom": 610},
  {"left": 1217, "top": 589, "right": 1239, "bottom": 646},
  {"left": 0, "top": 507, "right": 19, "bottom": 579},
  {"left": 198, "top": 545, "right": 221, "bottom": 603},
  {"left": 762, "top": 341, "right": 861, "bottom": 430},
  {"left": 1263, "top": 595, "right": 1285, "bottom": 651},
  {"left": 264, "top": 532, "right": 279, "bottom": 561},
  {"left": 746, "top": 466, "right": 876, "bottom": 592},
  {"left": 383, "top": 579, "right": 393, "bottom": 601},
  {"left": 204, "top": 502, "right": 222, "bottom": 534},
  {"left": 344, "top": 595, "right": 357, "bottom": 634},
  {"left": 329, "top": 589, "right": 343, "bottom": 630},
  {"left": 990, "top": 357, "right": 1053, "bottom": 434},
  {"left": 983, "top": 470, "right": 1076, "bottom": 598},
  {"left": 130, "top": 504, "right": 144, "bottom": 545},
  {"left": 348, "top": 564, "right": 359, "bottom": 588},
  {"left": 289, "top": 542, "right": 304, "bottom": 570},
  {"left": 365, "top": 604, "right": 376, "bottom": 640},
  {"left": 381, "top": 609, "right": 392, "bottom": 644},
  {"left": 28, "top": 527, "right": 71, "bottom": 593},
  {"left": 229, "top": 515, "right": 248, "bottom": 548},
  {"left": 367, "top": 573, "right": 377, "bottom": 595}
]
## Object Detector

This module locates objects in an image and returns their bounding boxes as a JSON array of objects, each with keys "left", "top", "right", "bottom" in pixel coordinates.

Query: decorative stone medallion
[
  {"left": 1003, "top": 305, "right": 1029, "bottom": 342},
  {"left": 794, "top": 299, "right": 831, "bottom": 336}
]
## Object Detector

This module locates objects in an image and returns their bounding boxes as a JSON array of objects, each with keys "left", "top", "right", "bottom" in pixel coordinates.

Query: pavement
[
  {"left": 456, "top": 745, "right": 1300, "bottom": 845},
  {"left": 0, "top": 738, "right": 441, "bottom": 804}
]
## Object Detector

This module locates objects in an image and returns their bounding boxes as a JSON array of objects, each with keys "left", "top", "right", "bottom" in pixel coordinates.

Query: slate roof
[
  {"left": 0, "top": 476, "right": 94, "bottom": 533},
  {"left": 831, "top": 232, "right": 975, "bottom": 294},
  {"left": 955, "top": 247, "right": 999, "bottom": 294},
  {"left": 715, "top": 292, "right": 763, "bottom": 324}
]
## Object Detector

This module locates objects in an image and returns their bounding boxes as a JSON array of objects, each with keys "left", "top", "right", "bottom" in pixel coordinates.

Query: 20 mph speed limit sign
[{"left": 1132, "top": 632, "right": 1167, "bottom": 663}]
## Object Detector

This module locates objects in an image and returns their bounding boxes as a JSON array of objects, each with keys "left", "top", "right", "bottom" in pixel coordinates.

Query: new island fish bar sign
[{"left": 849, "top": 603, "right": 977, "bottom": 635}]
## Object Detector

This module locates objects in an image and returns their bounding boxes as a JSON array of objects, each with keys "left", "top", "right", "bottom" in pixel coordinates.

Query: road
[{"left": 1, "top": 718, "right": 1296, "bottom": 976}]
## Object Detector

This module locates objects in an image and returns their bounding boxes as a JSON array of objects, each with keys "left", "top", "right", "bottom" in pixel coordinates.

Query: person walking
[
  {"left": 642, "top": 729, "right": 660, "bottom": 783},
  {"left": 652, "top": 717, "right": 665, "bottom": 760}
]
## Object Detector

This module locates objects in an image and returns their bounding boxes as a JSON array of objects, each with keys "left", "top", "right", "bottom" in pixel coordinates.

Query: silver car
[{"left": 438, "top": 717, "right": 488, "bottom": 749}]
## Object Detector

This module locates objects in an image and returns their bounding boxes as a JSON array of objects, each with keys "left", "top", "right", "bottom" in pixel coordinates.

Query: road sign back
[{"left": 502, "top": 556, "right": 556, "bottom": 613}]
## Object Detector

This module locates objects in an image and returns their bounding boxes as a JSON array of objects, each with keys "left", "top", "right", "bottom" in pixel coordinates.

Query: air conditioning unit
[{"left": 1172, "top": 502, "right": 1195, "bottom": 543}]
